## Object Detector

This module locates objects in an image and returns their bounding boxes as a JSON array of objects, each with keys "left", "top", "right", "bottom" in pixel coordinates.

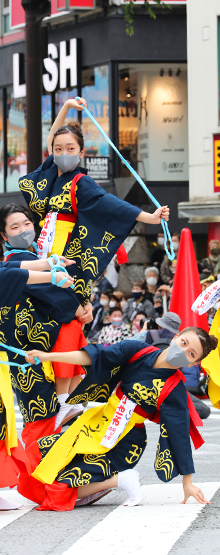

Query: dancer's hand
[
  {"left": 181, "top": 475, "right": 210, "bottom": 505},
  {"left": 55, "top": 272, "right": 74, "bottom": 288},
  {"left": 26, "top": 350, "right": 48, "bottom": 364},
  {"left": 77, "top": 302, "right": 93, "bottom": 325},
  {"left": 66, "top": 97, "right": 87, "bottom": 111},
  {"left": 48, "top": 256, "right": 76, "bottom": 269},
  {"left": 151, "top": 206, "right": 169, "bottom": 224}
]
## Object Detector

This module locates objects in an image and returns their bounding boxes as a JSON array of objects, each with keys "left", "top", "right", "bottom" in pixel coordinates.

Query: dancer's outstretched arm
[
  {"left": 136, "top": 206, "right": 169, "bottom": 225},
  {"left": 27, "top": 270, "right": 74, "bottom": 288},
  {"left": 20, "top": 256, "right": 75, "bottom": 272},
  {"left": 26, "top": 348, "right": 92, "bottom": 367},
  {"left": 47, "top": 97, "right": 87, "bottom": 154}
]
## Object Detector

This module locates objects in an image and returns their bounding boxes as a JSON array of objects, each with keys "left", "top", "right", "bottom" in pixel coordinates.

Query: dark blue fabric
[
  {"left": 0, "top": 262, "right": 29, "bottom": 344},
  {"left": 66, "top": 340, "right": 195, "bottom": 482},
  {"left": 181, "top": 364, "right": 200, "bottom": 387},
  {"left": 145, "top": 328, "right": 175, "bottom": 345},
  {"left": 19, "top": 155, "right": 141, "bottom": 304}
]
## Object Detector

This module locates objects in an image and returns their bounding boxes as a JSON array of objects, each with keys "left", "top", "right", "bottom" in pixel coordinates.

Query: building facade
[{"left": 0, "top": 0, "right": 207, "bottom": 253}]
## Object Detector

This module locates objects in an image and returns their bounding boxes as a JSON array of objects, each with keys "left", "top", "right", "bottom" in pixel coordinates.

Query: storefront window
[
  {"left": 0, "top": 90, "right": 3, "bottom": 193},
  {"left": 55, "top": 87, "right": 78, "bottom": 121},
  {"left": 82, "top": 65, "right": 109, "bottom": 181},
  {"left": 118, "top": 63, "right": 188, "bottom": 181},
  {"left": 7, "top": 90, "right": 27, "bottom": 192},
  {"left": 42, "top": 93, "right": 52, "bottom": 161}
]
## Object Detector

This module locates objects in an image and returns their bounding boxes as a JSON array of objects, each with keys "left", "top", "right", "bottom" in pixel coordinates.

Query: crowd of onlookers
[
  {"left": 82, "top": 232, "right": 220, "bottom": 420},
  {"left": 86, "top": 232, "right": 220, "bottom": 345}
]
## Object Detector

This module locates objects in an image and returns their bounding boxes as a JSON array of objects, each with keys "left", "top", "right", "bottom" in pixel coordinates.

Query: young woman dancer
[
  {"left": 0, "top": 203, "right": 87, "bottom": 429},
  {"left": 19, "top": 327, "right": 217, "bottom": 511},
  {"left": 17, "top": 96, "right": 169, "bottom": 431},
  {"left": 0, "top": 257, "right": 73, "bottom": 509}
]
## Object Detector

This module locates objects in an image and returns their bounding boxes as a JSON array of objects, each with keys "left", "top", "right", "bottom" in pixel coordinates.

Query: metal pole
[{"left": 25, "top": 13, "right": 42, "bottom": 173}]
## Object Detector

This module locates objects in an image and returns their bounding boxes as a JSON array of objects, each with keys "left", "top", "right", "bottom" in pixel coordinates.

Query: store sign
[
  {"left": 11, "top": 0, "right": 95, "bottom": 29},
  {"left": 213, "top": 135, "right": 220, "bottom": 193},
  {"left": 85, "top": 156, "right": 109, "bottom": 181},
  {"left": 13, "top": 38, "right": 77, "bottom": 98}
]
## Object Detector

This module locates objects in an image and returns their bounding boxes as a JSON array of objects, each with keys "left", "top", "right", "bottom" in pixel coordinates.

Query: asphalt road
[{"left": 1, "top": 400, "right": 220, "bottom": 555}]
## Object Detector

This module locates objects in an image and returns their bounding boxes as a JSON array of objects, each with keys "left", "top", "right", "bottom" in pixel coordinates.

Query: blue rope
[
  {"left": 76, "top": 97, "right": 175, "bottom": 261},
  {"left": 0, "top": 342, "right": 41, "bottom": 374}
]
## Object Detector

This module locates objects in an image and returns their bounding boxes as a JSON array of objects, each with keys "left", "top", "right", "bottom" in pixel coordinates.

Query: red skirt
[
  {"left": 51, "top": 319, "right": 87, "bottom": 378},
  {"left": 22, "top": 416, "right": 62, "bottom": 449},
  {"left": 18, "top": 441, "right": 78, "bottom": 511},
  {"left": 0, "top": 439, "right": 31, "bottom": 488}
]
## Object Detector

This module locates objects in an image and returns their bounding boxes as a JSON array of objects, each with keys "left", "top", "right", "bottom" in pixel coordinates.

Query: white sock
[
  {"left": 66, "top": 404, "right": 84, "bottom": 418},
  {"left": 117, "top": 469, "right": 143, "bottom": 506},
  {"left": 0, "top": 497, "right": 22, "bottom": 510},
  {"left": 54, "top": 393, "right": 70, "bottom": 430}
]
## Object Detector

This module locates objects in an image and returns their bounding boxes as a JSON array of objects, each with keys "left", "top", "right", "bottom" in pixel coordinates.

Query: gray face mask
[
  {"left": 54, "top": 153, "right": 81, "bottom": 173},
  {"left": 7, "top": 229, "right": 36, "bottom": 249},
  {"left": 165, "top": 339, "right": 191, "bottom": 368}
]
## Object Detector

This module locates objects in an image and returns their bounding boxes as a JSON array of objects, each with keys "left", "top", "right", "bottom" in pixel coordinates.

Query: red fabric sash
[
  {"left": 128, "top": 346, "right": 204, "bottom": 450},
  {"left": 70, "top": 173, "right": 128, "bottom": 265}
]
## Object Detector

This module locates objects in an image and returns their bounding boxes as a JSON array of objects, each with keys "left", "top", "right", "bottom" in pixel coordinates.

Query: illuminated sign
[
  {"left": 13, "top": 38, "right": 77, "bottom": 98},
  {"left": 213, "top": 135, "right": 220, "bottom": 192}
]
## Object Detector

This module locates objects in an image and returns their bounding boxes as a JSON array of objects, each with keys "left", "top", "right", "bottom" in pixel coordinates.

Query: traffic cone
[{"left": 169, "top": 228, "right": 209, "bottom": 331}]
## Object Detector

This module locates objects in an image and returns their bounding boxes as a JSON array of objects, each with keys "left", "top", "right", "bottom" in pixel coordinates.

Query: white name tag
[
  {"left": 101, "top": 394, "right": 136, "bottom": 449},
  {"left": 37, "top": 212, "right": 58, "bottom": 259}
]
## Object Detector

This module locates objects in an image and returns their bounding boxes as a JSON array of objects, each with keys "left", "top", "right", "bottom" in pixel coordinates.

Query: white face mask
[
  {"left": 147, "top": 277, "right": 157, "bottom": 286},
  {"left": 158, "top": 237, "right": 164, "bottom": 246},
  {"left": 172, "top": 241, "right": 179, "bottom": 251},
  {"left": 109, "top": 301, "right": 116, "bottom": 308},
  {"left": 100, "top": 299, "right": 108, "bottom": 307}
]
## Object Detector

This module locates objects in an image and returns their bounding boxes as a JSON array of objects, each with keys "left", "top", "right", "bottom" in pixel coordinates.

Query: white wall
[{"left": 187, "top": 0, "right": 220, "bottom": 200}]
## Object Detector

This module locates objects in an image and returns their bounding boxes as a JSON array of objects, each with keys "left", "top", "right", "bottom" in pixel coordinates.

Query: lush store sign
[{"left": 13, "top": 38, "right": 77, "bottom": 98}]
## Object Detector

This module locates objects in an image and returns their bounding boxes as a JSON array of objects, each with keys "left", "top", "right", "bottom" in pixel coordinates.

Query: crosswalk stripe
[
  {"left": 0, "top": 492, "right": 36, "bottom": 529},
  {"left": 62, "top": 482, "right": 220, "bottom": 555}
]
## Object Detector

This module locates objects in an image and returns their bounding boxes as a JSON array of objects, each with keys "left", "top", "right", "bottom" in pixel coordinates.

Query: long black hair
[{"left": 0, "top": 203, "right": 33, "bottom": 259}]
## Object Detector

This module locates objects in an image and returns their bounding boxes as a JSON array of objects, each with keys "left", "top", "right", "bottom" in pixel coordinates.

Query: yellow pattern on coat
[
  {"left": 0, "top": 351, "right": 17, "bottom": 454},
  {"left": 32, "top": 391, "right": 145, "bottom": 485}
]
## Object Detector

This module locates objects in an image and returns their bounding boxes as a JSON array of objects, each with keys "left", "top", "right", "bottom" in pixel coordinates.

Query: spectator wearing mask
[
  {"left": 122, "top": 281, "right": 155, "bottom": 324},
  {"left": 153, "top": 292, "right": 163, "bottom": 318},
  {"left": 120, "top": 293, "right": 132, "bottom": 312},
  {"left": 131, "top": 310, "right": 147, "bottom": 334},
  {"left": 150, "top": 232, "right": 166, "bottom": 270},
  {"left": 144, "top": 266, "right": 159, "bottom": 304},
  {"left": 97, "top": 307, "right": 132, "bottom": 345},
  {"left": 109, "top": 293, "right": 121, "bottom": 309},
  {"left": 87, "top": 290, "right": 111, "bottom": 340},
  {"left": 145, "top": 311, "right": 181, "bottom": 347},
  {"left": 199, "top": 239, "right": 220, "bottom": 278},
  {"left": 160, "top": 257, "right": 177, "bottom": 286}
]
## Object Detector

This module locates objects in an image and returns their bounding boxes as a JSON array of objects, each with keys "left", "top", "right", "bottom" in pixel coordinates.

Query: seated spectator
[
  {"left": 122, "top": 281, "right": 155, "bottom": 324},
  {"left": 153, "top": 292, "right": 163, "bottom": 318},
  {"left": 145, "top": 311, "right": 181, "bottom": 346},
  {"left": 160, "top": 256, "right": 177, "bottom": 285},
  {"left": 150, "top": 232, "right": 166, "bottom": 270},
  {"left": 109, "top": 293, "right": 121, "bottom": 308},
  {"left": 87, "top": 290, "right": 111, "bottom": 340},
  {"left": 120, "top": 293, "right": 132, "bottom": 311},
  {"left": 199, "top": 239, "right": 220, "bottom": 278},
  {"left": 144, "top": 266, "right": 159, "bottom": 304},
  {"left": 98, "top": 307, "right": 132, "bottom": 345},
  {"left": 131, "top": 310, "right": 148, "bottom": 334}
]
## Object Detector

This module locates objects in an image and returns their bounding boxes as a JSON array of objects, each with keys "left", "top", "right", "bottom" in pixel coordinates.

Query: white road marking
[
  {"left": 0, "top": 491, "right": 36, "bottom": 529},
  {"left": 62, "top": 482, "right": 220, "bottom": 555}
]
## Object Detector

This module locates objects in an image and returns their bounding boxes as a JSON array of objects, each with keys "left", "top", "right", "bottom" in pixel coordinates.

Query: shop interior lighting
[
  {"left": 124, "top": 70, "right": 129, "bottom": 81},
  {"left": 126, "top": 88, "right": 131, "bottom": 98}
]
